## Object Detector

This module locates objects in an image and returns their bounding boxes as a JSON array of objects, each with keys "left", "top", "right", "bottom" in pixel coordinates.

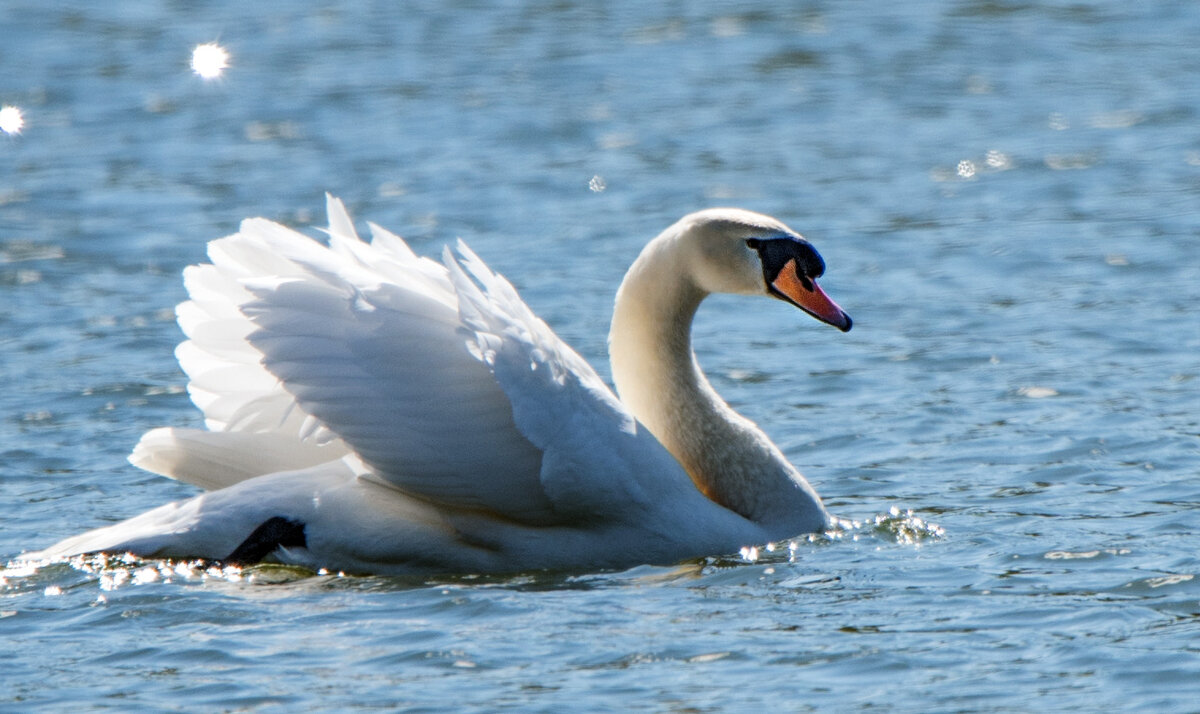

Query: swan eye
[{"left": 751, "top": 236, "right": 827, "bottom": 287}]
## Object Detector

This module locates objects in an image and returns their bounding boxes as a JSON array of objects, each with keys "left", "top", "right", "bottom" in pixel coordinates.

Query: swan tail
[
  {"left": 129, "top": 427, "right": 348, "bottom": 491},
  {"left": 27, "top": 463, "right": 477, "bottom": 575},
  {"left": 26, "top": 496, "right": 218, "bottom": 562},
  {"left": 28, "top": 463, "right": 351, "bottom": 563}
]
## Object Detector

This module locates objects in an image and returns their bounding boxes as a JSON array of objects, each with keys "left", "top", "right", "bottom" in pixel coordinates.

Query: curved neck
[{"left": 608, "top": 232, "right": 827, "bottom": 534}]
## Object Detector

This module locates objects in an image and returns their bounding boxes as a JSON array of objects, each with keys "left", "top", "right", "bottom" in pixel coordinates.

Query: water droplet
[{"left": 133, "top": 566, "right": 159, "bottom": 584}]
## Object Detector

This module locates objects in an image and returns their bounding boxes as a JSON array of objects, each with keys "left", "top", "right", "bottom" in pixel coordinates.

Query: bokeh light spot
[
  {"left": 191, "top": 43, "right": 230, "bottom": 79},
  {"left": 0, "top": 105, "right": 25, "bottom": 135}
]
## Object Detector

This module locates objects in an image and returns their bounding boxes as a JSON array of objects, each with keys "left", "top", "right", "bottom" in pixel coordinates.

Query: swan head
[{"left": 679, "top": 209, "right": 852, "bottom": 332}]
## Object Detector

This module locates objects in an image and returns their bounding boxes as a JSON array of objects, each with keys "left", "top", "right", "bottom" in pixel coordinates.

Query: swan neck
[
  {"left": 608, "top": 232, "right": 826, "bottom": 533},
  {"left": 609, "top": 237, "right": 706, "bottom": 430}
]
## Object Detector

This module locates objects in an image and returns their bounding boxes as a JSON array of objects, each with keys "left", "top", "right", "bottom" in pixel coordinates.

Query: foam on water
[{"left": 3, "top": 506, "right": 942, "bottom": 595}]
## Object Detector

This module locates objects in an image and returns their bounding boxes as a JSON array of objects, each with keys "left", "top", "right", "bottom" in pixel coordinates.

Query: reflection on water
[
  {"left": 0, "top": 105, "right": 23, "bottom": 135},
  {"left": 190, "top": 42, "right": 229, "bottom": 80}
]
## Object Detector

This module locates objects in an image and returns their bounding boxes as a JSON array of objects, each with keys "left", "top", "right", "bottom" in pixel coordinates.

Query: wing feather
[
  {"left": 136, "top": 195, "right": 676, "bottom": 526},
  {"left": 443, "top": 240, "right": 689, "bottom": 520},
  {"left": 214, "top": 209, "right": 555, "bottom": 521}
]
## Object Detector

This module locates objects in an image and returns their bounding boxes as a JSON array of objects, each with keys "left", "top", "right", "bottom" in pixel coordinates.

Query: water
[{"left": 2, "top": 1, "right": 1198, "bottom": 710}]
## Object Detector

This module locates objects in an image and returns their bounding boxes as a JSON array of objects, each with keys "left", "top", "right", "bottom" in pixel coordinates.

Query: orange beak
[{"left": 771, "top": 258, "right": 852, "bottom": 332}]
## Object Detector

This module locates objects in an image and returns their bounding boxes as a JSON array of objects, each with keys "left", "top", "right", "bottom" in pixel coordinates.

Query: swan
[{"left": 28, "top": 196, "right": 852, "bottom": 574}]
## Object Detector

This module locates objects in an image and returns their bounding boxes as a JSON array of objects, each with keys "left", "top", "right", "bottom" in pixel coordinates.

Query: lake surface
[{"left": 2, "top": 1, "right": 1199, "bottom": 710}]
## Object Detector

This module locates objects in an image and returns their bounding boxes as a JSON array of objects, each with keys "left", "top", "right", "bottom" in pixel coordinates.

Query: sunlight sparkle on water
[
  {"left": 191, "top": 43, "right": 230, "bottom": 79},
  {"left": 0, "top": 106, "right": 25, "bottom": 135}
]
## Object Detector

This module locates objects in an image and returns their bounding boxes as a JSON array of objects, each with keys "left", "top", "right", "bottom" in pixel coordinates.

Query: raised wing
[
  {"left": 134, "top": 212, "right": 356, "bottom": 489},
  {"left": 148, "top": 195, "right": 682, "bottom": 525},
  {"left": 443, "top": 241, "right": 678, "bottom": 519}
]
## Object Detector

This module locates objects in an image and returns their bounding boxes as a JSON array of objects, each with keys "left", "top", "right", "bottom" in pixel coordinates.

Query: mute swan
[{"left": 30, "top": 196, "right": 852, "bottom": 574}]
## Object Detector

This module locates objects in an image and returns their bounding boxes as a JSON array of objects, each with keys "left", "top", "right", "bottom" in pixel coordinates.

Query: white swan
[{"left": 30, "top": 196, "right": 851, "bottom": 574}]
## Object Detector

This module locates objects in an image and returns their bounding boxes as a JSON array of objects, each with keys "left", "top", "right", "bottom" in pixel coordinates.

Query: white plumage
[{"left": 30, "top": 196, "right": 851, "bottom": 574}]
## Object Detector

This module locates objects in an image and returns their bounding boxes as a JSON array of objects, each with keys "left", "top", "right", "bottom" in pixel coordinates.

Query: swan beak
[{"left": 771, "top": 259, "right": 853, "bottom": 332}]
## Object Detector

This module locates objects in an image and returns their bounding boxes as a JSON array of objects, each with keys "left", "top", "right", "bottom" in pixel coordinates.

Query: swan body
[{"left": 30, "top": 197, "right": 851, "bottom": 574}]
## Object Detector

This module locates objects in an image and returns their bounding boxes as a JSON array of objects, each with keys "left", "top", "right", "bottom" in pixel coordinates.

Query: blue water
[{"left": 3, "top": 1, "right": 1199, "bottom": 710}]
